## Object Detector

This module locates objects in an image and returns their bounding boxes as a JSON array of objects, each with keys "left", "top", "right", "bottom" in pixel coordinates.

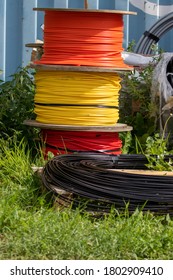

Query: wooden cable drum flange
[
  {"left": 25, "top": 43, "right": 43, "bottom": 48},
  {"left": 35, "top": 166, "right": 173, "bottom": 178},
  {"left": 33, "top": 8, "right": 137, "bottom": 15},
  {"left": 24, "top": 120, "right": 133, "bottom": 132},
  {"left": 109, "top": 169, "right": 173, "bottom": 176},
  {"left": 30, "top": 63, "right": 133, "bottom": 73}
]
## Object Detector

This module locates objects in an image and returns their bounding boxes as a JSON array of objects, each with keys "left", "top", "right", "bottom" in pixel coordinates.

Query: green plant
[
  {"left": 134, "top": 114, "right": 173, "bottom": 170},
  {"left": 0, "top": 67, "right": 37, "bottom": 144},
  {"left": 119, "top": 61, "right": 158, "bottom": 152},
  {"left": 120, "top": 131, "right": 132, "bottom": 154},
  {"left": 145, "top": 134, "right": 173, "bottom": 171},
  {"left": 144, "top": 114, "right": 173, "bottom": 171},
  {"left": 119, "top": 42, "right": 164, "bottom": 152},
  {"left": 126, "top": 40, "right": 136, "bottom": 52}
]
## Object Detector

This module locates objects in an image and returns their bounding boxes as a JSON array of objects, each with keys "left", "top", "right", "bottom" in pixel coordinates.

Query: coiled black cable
[
  {"left": 134, "top": 12, "right": 173, "bottom": 54},
  {"left": 42, "top": 153, "right": 173, "bottom": 214}
]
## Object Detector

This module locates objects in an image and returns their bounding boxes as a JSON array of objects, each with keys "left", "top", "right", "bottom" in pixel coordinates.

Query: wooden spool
[
  {"left": 29, "top": 8, "right": 136, "bottom": 70},
  {"left": 24, "top": 120, "right": 133, "bottom": 132},
  {"left": 26, "top": 7, "right": 134, "bottom": 134}
]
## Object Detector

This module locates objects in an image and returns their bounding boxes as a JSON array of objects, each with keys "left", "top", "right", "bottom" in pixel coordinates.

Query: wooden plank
[
  {"left": 109, "top": 169, "right": 173, "bottom": 176},
  {"left": 24, "top": 120, "right": 133, "bottom": 132},
  {"left": 33, "top": 8, "right": 137, "bottom": 15},
  {"left": 30, "top": 63, "right": 133, "bottom": 73},
  {"left": 32, "top": 166, "right": 173, "bottom": 177},
  {"left": 25, "top": 43, "right": 43, "bottom": 48}
]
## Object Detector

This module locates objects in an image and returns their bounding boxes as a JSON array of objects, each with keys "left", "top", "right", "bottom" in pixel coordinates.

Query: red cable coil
[
  {"left": 35, "top": 11, "right": 129, "bottom": 68},
  {"left": 41, "top": 130, "right": 122, "bottom": 156}
]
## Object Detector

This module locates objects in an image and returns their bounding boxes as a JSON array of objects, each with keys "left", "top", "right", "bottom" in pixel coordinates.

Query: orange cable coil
[{"left": 35, "top": 11, "right": 129, "bottom": 68}]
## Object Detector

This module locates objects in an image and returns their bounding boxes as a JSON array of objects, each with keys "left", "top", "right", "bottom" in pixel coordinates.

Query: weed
[
  {"left": 120, "top": 131, "right": 132, "bottom": 154},
  {"left": 134, "top": 114, "right": 173, "bottom": 171},
  {"left": 0, "top": 67, "right": 38, "bottom": 146},
  {"left": 119, "top": 50, "right": 161, "bottom": 152}
]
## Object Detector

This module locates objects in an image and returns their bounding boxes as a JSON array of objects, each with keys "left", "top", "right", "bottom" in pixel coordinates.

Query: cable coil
[
  {"left": 34, "top": 70, "right": 121, "bottom": 125},
  {"left": 134, "top": 12, "right": 173, "bottom": 54},
  {"left": 35, "top": 10, "right": 129, "bottom": 68},
  {"left": 41, "top": 130, "right": 122, "bottom": 156},
  {"left": 42, "top": 153, "right": 173, "bottom": 214}
]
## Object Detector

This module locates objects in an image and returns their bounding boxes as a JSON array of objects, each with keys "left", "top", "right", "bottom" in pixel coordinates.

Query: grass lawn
[{"left": 0, "top": 139, "right": 173, "bottom": 260}]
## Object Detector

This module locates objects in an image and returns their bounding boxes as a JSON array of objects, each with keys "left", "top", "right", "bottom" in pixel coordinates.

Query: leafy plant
[
  {"left": 134, "top": 113, "right": 173, "bottom": 171},
  {"left": 120, "top": 131, "right": 132, "bottom": 154},
  {"left": 145, "top": 134, "right": 173, "bottom": 171},
  {"left": 144, "top": 114, "right": 173, "bottom": 171},
  {"left": 119, "top": 61, "right": 158, "bottom": 152},
  {"left": 126, "top": 40, "right": 136, "bottom": 52},
  {"left": 0, "top": 67, "right": 37, "bottom": 144}
]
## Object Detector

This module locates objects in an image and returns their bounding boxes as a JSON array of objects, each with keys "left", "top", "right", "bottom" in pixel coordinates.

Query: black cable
[
  {"left": 134, "top": 12, "right": 173, "bottom": 54},
  {"left": 35, "top": 103, "right": 119, "bottom": 109},
  {"left": 42, "top": 153, "right": 173, "bottom": 214},
  {"left": 143, "top": 31, "right": 160, "bottom": 43}
]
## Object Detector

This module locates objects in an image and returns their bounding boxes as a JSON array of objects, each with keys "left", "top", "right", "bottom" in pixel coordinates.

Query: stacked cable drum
[
  {"left": 34, "top": 71, "right": 121, "bottom": 126},
  {"left": 35, "top": 10, "right": 129, "bottom": 68},
  {"left": 26, "top": 8, "right": 136, "bottom": 156}
]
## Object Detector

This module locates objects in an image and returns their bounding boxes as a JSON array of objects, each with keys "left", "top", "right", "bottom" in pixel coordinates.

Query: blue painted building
[{"left": 0, "top": 0, "right": 173, "bottom": 80}]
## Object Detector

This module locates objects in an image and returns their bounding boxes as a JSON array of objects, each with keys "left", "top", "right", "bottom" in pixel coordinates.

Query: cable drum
[
  {"left": 34, "top": 70, "right": 121, "bottom": 126},
  {"left": 41, "top": 153, "right": 173, "bottom": 214},
  {"left": 41, "top": 130, "right": 122, "bottom": 156},
  {"left": 35, "top": 10, "right": 129, "bottom": 68}
]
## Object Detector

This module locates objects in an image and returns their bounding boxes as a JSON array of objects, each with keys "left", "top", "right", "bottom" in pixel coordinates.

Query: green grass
[{"left": 0, "top": 138, "right": 173, "bottom": 260}]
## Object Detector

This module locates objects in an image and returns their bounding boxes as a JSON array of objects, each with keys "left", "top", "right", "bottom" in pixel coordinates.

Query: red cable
[
  {"left": 41, "top": 130, "right": 122, "bottom": 156},
  {"left": 35, "top": 11, "right": 129, "bottom": 68}
]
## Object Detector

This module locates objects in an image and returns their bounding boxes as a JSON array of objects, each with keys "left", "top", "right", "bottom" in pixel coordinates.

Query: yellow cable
[{"left": 34, "top": 71, "right": 121, "bottom": 126}]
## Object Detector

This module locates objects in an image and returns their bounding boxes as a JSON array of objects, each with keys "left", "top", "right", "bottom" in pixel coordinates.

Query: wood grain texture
[
  {"left": 25, "top": 43, "right": 43, "bottom": 48},
  {"left": 33, "top": 8, "right": 137, "bottom": 15},
  {"left": 109, "top": 169, "right": 173, "bottom": 176},
  {"left": 24, "top": 120, "right": 133, "bottom": 132},
  {"left": 30, "top": 63, "right": 133, "bottom": 73}
]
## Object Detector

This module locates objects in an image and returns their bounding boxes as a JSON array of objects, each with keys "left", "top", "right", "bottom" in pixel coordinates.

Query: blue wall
[{"left": 1, "top": 0, "right": 173, "bottom": 80}]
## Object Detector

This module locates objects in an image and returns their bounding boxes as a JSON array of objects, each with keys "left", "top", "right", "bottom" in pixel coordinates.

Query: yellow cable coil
[{"left": 34, "top": 71, "right": 121, "bottom": 126}]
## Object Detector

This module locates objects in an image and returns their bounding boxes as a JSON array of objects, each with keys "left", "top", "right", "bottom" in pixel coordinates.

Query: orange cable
[{"left": 35, "top": 11, "right": 129, "bottom": 68}]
